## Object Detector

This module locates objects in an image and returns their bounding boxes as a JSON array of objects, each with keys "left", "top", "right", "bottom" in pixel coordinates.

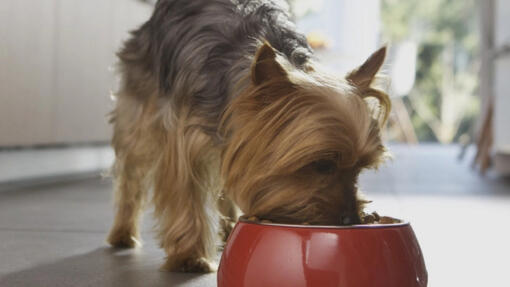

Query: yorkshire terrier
[{"left": 107, "top": 0, "right": 391, "bottom": 272}]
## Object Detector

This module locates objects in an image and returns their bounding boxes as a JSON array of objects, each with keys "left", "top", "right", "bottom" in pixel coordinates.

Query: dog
[{"left": 107, "top": 0, "right": 391, "bottom": 272}]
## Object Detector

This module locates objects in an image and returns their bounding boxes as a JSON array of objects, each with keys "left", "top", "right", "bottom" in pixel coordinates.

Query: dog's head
[{"left": 221, "top": 43, "right": 390, "bottom": 225}]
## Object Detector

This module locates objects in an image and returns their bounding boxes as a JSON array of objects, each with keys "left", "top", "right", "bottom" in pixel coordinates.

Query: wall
[
  {"left": 295, "top": 0, "right": 381, "bottom": 74},
  {"left": 0, "top": 0, "right": 152, "bottom": 147}
]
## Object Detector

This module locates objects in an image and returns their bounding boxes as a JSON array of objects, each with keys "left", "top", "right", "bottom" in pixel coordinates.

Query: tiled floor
[{"left": 0, "top": 145, "right": 509, "bottom": 286}]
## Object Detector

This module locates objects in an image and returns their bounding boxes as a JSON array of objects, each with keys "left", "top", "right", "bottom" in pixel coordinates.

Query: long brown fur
[
  {"left": 220, "top": 45, "right": 390, "bottom": 226},
  {"left": 107, "top": 0, "right": 391, "bottom": 273}
]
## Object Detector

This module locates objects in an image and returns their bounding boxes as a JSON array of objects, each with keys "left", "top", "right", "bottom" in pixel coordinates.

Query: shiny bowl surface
[{"left": 218, "top": 219, "right": 427, "bottom": 287}]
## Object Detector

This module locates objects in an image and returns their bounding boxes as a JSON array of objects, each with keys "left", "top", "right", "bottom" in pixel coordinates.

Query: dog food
[
  {"left": 360, "top": 211, "right": 402, "bottom": 224},
  {"left": 243, "top": 213, "right": 402, "bottom": 226}
]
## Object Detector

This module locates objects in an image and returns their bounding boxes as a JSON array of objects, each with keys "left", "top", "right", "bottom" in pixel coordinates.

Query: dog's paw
[
  {"left": 220, "top": 220, "right": 235, "bottom": 244},
  {"left": 107, "top": 229, "right": 140, "bottom": 248},
  {"left": 162, "top": 257, "right": 217, "bottom": 273}
]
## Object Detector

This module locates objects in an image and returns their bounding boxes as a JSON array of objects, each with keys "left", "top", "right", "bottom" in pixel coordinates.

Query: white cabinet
[
  {"left": 494, "top": 0, "right": 510, "bottom": 154},
  {"left": 495, "top": 0, "right": 510, "bottom": 48},
  {"left": 0, "top": 1, "right": 57, "bottom": 146},
  {"left": 53, "top": 0, "right": 116, "bottom": 143},
  {"left": 494, "top": 57, "right": 510, "bottom": 153},
  {"left": 0, "top": 0, "right": 152, "bottom": 146}
]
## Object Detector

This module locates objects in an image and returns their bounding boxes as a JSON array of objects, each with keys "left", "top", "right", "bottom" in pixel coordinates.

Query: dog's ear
[
  {"left": 348, "top": 47, "right": 391, "bottom": 126},
  {"left": 347, "top": 46, "right": 386, "bottom": 89},
  {"left": 251, "top": 42, "right": 287, "bottom": 85}
]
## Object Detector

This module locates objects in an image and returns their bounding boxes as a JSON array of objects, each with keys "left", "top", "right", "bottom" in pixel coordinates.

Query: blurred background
[{"left": 0, "top": 1, "right": 509, "bottom": 286}]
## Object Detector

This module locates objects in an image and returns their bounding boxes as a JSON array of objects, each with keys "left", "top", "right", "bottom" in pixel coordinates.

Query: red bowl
[{"left": 218, "top": 219, "right": 427, "bottom": 287}]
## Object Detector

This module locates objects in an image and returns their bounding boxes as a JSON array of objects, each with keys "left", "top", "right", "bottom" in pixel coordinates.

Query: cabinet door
[
  {"left": 494, "top": 57, "right": 510, "bottom": 153},
  {"left": 0, "top": 0, "right": 153, "bottom": 146},
  {"left": 495, "top": 0, "right": 510, "bottom": 48},
  {"left": 0, "top": 0, "right": 57, "bottom": 146},
  {"left": 53, "top": 0, "right": 153, "bottom": 144},
  {"left": 53, "top": 0, "right": 116, "bottom": 143},
  {"left": 494, "top": 0, "right": 510, "bottom": 153}
]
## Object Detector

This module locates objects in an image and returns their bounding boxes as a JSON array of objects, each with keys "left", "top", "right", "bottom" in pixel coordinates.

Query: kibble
[{"left": 242, "top": 212, "right": 402, "bottom": 226}]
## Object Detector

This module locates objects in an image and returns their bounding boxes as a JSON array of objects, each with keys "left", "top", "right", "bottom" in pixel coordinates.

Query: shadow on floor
[{"left": 0, "top": 247, "right": 216, "bottom": 287}]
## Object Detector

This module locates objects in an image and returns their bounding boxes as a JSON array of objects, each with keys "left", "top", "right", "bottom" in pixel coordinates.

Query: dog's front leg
[{"left": 153, "top": 127, "right": 217, "bottom": 273}]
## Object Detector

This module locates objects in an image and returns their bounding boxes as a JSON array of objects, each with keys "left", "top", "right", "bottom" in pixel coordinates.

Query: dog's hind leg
[
  {"left": 107, "top": 96, "right": 160, "bottom": 248},
  {"left": 153, "top": 117, "right": 219, "bottom": 273}
]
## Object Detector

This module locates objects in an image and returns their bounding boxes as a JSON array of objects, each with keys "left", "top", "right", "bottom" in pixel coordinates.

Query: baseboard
[{"left": 0, "top": 145, "right": 114, "bottom": 185}]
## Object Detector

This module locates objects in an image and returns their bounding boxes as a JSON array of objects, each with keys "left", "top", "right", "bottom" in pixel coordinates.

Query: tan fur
[
  {"left": 107, "top": 88, "right": 162, "bottom": 248},
  {"left": 217, "top": 196, "right": 238, "bottom": 243},
  {"left": 152, "top": 110, "right": 221, "bottom": 272},
  {"left": 107, "top": 77, "right": 223, "bottom": 271},
  {"left": 107, "top": 43, "right": 390, "bottom": 272}
]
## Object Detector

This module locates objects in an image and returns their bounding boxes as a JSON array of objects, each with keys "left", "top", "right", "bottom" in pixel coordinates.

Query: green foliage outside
[{"left": 381, "top": 0, "right": 480, "bottom": 143}]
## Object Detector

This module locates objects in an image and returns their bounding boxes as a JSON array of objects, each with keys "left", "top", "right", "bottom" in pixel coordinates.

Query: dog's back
[{"left": 117, "top": 0, "right": 311, "bottom": 128}]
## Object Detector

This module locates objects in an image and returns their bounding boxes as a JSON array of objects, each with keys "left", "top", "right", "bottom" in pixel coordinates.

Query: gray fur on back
[{"left": 117, "top": 0, "right": 312, "bottom": 131}]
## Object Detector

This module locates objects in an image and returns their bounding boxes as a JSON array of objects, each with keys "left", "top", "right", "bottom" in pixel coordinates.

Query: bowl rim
[{"left": 238, "top": 217, "right": 410, "bottom": 229}]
